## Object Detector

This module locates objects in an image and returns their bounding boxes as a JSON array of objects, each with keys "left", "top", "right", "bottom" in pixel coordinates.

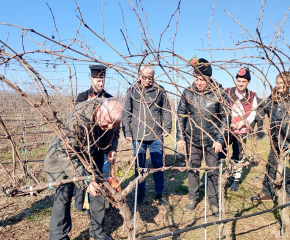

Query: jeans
[
  {"left": 49, "top": 182, "right": 105, "bottom": 240},
  {"left": 133, "top": 139, "right": 164, "bottom": 194}
]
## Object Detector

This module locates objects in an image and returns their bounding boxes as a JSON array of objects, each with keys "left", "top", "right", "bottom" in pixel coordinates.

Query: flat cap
[{"left": 89, "top": 65, "right": 107, "bottom": 78}]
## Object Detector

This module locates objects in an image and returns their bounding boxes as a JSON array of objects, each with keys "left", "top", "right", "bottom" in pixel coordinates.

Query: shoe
[
  {"left": 82, "top": 209, "right": 90, "bottom": 216},
  {"left": 251, "top": 192, "right": 272, "bottom": 202},
  {"left": 137, "top": 191, "right": 145, "bottom": 205},
  {"left": 231, "top": 181, "right": 239, "bottom": 191},
  {"left": 210, "top": 205, "right": 219, "bottom": 218},
  {"left": 185, "top": 200, "right": 198, "bottom": 211},
  {"left": 155, "top": 194, "right": 171, "bottom": 208},
  {"left": 90, "top": 232, "right": 112, "bottom": 240}
]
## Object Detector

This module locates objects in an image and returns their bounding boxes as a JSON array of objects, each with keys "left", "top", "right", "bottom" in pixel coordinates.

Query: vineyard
[{"left": 1, "top": 1, "right": 290, "bottom": 240}]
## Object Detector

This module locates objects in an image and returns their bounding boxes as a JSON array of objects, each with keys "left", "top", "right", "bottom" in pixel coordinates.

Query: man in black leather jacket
[
  {"left": 252, "top": 72, "right": 290, "bottom": 202},
  {"left": 176, "top": 58, "right": 228, "bottom": 217}
]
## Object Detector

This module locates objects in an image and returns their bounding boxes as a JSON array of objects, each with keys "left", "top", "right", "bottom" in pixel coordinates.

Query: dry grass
[{"left": 0, "top": 129, "right": 288, "bottom": 239}]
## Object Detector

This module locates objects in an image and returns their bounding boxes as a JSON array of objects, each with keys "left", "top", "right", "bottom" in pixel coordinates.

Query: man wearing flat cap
[
  {"left": 75, "top": 65, "right": 120, "bottom": 215},
  {"left": 76, "top": 65, "right": 112, "bottom": 102}
]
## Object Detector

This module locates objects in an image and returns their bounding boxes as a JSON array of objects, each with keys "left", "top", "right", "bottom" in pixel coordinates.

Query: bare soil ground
[{"left": 0, "top": 132, "right": 287, "bottom": 240}]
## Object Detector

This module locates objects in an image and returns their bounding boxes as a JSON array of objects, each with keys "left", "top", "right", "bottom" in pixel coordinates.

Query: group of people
[{"left": 43, "top": 60, "right": 290, "bottom": 240}]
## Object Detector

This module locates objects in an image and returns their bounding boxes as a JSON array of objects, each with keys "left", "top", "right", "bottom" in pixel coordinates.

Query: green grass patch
[{"left": 26, "top": 208, "right": 52, "bottom": 222}]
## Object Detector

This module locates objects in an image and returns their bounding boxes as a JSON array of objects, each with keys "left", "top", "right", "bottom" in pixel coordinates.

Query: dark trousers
[
  {"left": 133, "top": 139, "right": 164, "bottom": 194},
  {"left": 187, "top": 144, "right": 219, "bottom": 206},
  {"left": 49, "top": 182, "right": 105, "bottom": 240},
  {"left": 262, "top": 147, "right": 290, "bottom": 197},
  {"left": 74, "top": 154, "right": 104, "bottom": 211},
  {"left": 230, "top": 133, "right": 247, "bottom": 182}
]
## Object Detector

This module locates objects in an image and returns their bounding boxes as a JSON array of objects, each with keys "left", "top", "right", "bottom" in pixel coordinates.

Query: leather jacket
[
  {"left": 176, "top": 81, "right": 228, "bottom": 147},
  {"left": 263, "top": 92, "right": 290, "bottom": 148}
]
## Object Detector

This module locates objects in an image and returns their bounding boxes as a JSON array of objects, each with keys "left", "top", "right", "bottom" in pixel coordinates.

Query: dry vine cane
[{"left": 1, "top": 0, "right": 290, "bottom": 239}]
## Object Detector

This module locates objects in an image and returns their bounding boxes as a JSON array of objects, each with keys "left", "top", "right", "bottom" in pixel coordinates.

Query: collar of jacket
[
  {"left": 133, "top": 81, "right": 158, "bottom": 92},
  {"left": 191, "top": 78, "right": 218, "bottom": 94},
  {"left": 270, "top": 87, "right": 290, "bottom": 102},
  {"left": 89, "top": 86, "right": 106, "bottom": 97},
  {"left": 227, "top": 87, "right": 255, "bottom": 105}
]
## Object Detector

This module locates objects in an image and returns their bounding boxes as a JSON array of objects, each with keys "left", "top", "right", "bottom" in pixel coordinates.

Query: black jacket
[
  {"left": 75, "top": 87, "right": 119, "bottom": 152},
  {"left": 263, "top": 92, "right": 290, "bottom": 148},
  {"left": 249, "top": 97, "right": 265, "bottom": 132},
  {"left": 176, "top": 81, "right": 228, "bottom": 147},
  {"left": 122, "top": 82, "right": 172, "bottom": 141},
  {"left": 75, "top": 87, "right": 113, "bottom": 103}
]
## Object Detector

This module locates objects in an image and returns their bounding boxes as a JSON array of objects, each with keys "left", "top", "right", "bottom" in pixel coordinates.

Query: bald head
[{"left": 96, "top": 98, "right": 124, "bottom": 131}]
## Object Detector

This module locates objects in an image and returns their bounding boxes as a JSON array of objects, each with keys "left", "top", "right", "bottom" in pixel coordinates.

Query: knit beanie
[
  {"left": 236, "top": 68, "right": 251, "bottom": 81},
  {"left": 191, "top": 58, "right": 212, "bottom": 77}
]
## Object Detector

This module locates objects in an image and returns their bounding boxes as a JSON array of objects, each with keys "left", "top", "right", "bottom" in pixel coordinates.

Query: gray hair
[
  {"left": 100, "top": 98, "right": 124, "bottom": 122},
  {"left": 140, "top": 64, "right": 155, "bottom": 76}
]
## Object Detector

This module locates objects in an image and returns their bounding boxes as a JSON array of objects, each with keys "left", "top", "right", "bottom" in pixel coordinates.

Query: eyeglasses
[{"left": 141, "top": 75, "right": 154, "bottom": 81}]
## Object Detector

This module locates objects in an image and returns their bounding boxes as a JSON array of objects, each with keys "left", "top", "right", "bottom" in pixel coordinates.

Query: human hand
[
  {"left": 126, "top": 136, "right": 132, "bottom": 141},
  {"left": 177, "top": 140, "right": 185, "bottom": 150},
  {"left": 213, "top": 142, "right": 222, "bottom": 154},
  {"left": 162, "top": 133, "right": 169, "bottom": 137},
  {"left": 107, "top": 150, "right": 117, "bottom": 163},
  {"left": 237, "top": 121, "right": 245, "bottom": 130},
  {"left": 230, "top": 123, "right": 237, "bottom": 129},
  {"left": 87, "top": 182, "right": 101, "bottom": 196},
  {"left": 256, "top": 132, "right": 266, "bottom": 141}
]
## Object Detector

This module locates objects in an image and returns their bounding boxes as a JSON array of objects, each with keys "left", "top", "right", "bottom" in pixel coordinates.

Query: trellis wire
[
  {"left": 219, "top": 159, "right": 223, "bottom": 240},
  {"left": 133, "top": 177, "right": 138, "bottom": 240},
  {"left": 21, "top": 104, "right": 29, "bottom": 184},
  {"left": 174, "top": 59, "right": 178, "bottom": 163},
  {"left": 282, "top": 156, "right": 287, "bottom": 240},
  {"left": 0, "top": 131, "right": 53, "bottom": 138},
  {"left": 142, "top": 201, "right": 290, "bottom": 240},
  {"left": 41, "top": 116, "right": 45, "bottom": 144},
  {"left": 204, "top": 170, "right": 207, "bottom": 240}
]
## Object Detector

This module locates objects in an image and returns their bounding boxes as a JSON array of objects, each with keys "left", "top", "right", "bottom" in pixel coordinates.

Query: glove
[{"left": 256, "top": 132, "right": 266, "bottom": 141}]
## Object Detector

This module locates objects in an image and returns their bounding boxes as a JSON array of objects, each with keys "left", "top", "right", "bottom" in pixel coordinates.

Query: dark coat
[
  {"left": 176, "top": 81, "right": 228, "bottom": 147},
  {"left": 263, "top": 92, "right": 290, "bottom": 148},
  {"left": 75, "top": 87, "right": 113, "bottom": 103},
  {"left": 122, "top": 82, "right": 172, "bottom": 141},
  {"left": 44, "top": 99, "right": 117, "bottom": 190},
  {"left": 250, "top": 97, "right": 265, "bottom": 133}
]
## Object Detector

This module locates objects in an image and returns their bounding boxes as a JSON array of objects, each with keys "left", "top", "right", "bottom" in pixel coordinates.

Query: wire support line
[{"left": 142, "top": 202, "right": 290, "bottom": 240}]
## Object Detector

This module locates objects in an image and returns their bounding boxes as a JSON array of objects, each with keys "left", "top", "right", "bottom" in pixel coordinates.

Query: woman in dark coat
[{"left": 252, "top": 72, "right": 290, "bottom": 201}]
